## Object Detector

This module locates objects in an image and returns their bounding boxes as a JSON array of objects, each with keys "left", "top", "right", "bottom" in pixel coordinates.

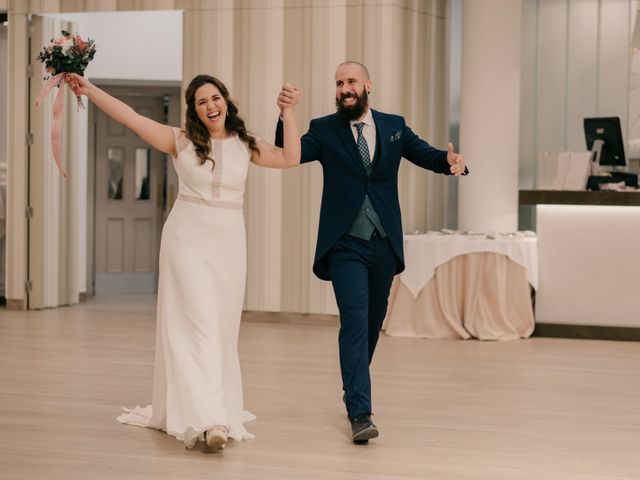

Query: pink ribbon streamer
[{"left": 35, "top": 73, "right": 83, "bottom": 180}]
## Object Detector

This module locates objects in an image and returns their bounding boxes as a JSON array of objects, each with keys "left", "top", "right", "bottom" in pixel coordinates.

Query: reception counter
[{"left": 520, "top": 190, "right": 640, "bottom": 330}]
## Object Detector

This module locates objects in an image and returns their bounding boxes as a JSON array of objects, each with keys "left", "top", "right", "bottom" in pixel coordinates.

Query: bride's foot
[{"left": 206, "top": 426, "right": 228, "bottom": 450}]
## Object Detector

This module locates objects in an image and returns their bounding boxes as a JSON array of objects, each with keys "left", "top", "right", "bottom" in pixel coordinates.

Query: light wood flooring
[{"left": 1, "top": 295, "right": 640, "bottom": 480}]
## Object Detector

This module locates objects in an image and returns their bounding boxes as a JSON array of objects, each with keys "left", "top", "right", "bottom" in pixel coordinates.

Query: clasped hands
[{"left": 277, "top": 83, "right": 302, "bottom": 112}]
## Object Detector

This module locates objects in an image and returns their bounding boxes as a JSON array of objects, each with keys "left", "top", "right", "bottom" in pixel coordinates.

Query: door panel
[
  {"left": 94, "top": 92, "right": 163, "bottom": 294},
  {"left": 133, "top": 218, "right": 153, "bottom": 272},
  {"left": 105, "top": 219, "right": 124, "bottom": 273}
]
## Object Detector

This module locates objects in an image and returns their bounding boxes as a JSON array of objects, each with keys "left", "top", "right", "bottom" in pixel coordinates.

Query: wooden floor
[{"left": 1, "top": 296, "right": 640, "bottom": 480}]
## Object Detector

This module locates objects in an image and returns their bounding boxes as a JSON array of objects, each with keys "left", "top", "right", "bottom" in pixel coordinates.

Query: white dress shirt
[{"left": 350, "top": 108, "right": 376, "bottom": 162}]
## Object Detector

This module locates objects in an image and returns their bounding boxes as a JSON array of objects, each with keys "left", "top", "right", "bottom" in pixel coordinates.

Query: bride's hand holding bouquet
[{"left": 65, "top": 73, "right": 92, "bottom": 97}]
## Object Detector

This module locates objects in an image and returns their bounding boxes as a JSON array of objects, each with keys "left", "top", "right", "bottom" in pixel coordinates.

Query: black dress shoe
[{"left": 350, "top": 414, "right": 378, "bottom": 443}]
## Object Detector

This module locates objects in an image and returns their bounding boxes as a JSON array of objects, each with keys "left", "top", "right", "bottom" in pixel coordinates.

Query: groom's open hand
[{"left": 447, "top": 142, "right": 467, "bottom": 176}]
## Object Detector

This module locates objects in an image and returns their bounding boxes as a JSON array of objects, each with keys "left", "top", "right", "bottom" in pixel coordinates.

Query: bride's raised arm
[
  {"left": 251, "top": 83, "right": 302, "bottom": 169},
  {"left": 67, "top": 73, "right": 176, "bottom": 157}
]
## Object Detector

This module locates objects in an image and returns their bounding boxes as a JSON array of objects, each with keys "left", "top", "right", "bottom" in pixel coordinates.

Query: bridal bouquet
[{"left": 35, "top": 31, "right": 97, "bottom": 178}]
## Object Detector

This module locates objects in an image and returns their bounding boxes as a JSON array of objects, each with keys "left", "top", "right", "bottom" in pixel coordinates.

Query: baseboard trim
[
  {"left": 78, "top": 292, "right": 88, "bottom": 303},
  {"left": 241, "top": 312, "right": 640, "bottom": 342},
  {"left": 242, "top": 310, "right": 339, "bottom": 327},
  {"left": 533, "top": 323, "right": 640, "bottom": 342},
  {"left": 5, "top": 298, "right": 25, "bottom": 310}
]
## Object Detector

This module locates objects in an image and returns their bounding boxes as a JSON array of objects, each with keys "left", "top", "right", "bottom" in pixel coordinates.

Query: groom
[{"left": 276, "top": 61, "right": 467, "bottom": 443}]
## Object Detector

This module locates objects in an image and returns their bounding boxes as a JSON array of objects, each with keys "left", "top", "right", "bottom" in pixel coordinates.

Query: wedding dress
[{"left": 117, "top": 128, "right": 255, "bottom": 448}]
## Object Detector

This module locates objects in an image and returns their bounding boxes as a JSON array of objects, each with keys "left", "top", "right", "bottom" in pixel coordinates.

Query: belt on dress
[{"left": 176, "top": 193, "right": 242, "bottom": 209}]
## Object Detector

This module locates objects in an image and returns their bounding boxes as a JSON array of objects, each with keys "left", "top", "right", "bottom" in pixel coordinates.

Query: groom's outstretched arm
[
  {"left": 402, "top": 121, "right": 469, "bottom": 176},
  {"left": 276, "top": 118, "right": 321, "bottom": 164}
]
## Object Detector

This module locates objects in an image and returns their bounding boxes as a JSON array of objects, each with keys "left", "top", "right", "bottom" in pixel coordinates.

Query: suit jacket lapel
[
  {"left": 333, "top": 115, "right": 368, "bottom": 176},
  {"left": 370, "top": 109, "right": 387, "bottom": 176}
]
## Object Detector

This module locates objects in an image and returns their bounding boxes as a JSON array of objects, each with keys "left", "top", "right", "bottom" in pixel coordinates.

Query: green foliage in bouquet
[{"left": 36, "top": 30, "right": 97, "bottom": 78}]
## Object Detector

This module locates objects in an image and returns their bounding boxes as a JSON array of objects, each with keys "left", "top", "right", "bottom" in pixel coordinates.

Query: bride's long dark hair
[{"left": 184, "top": 74, "right": 259, "bottom": 166}]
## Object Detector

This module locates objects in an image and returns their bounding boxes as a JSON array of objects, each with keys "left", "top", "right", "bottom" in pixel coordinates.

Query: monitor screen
[{"left": 583, "top": 116, "right": 626, "bottom": 167}]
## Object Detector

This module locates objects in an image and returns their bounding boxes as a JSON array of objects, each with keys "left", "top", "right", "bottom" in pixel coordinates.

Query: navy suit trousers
[{"left": 326, "top": 232, "right": 397, "bottom": 419}]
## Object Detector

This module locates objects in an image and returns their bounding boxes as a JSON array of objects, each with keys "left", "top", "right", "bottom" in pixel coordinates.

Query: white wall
[
  {"left": 47, "top": 10, "right": 182, "bottom": 81},
  {"left": 458, "top": 0, "right": 522, "bottom": 233},
  {"left": 520, "top": 0, "right": 639, "bottom": 195}
]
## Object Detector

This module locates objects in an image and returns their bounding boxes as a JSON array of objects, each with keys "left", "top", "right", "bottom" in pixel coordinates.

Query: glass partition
[
  {"left": 0, "top": 18, "right": 8, "bottom": 303},
  {"left": 107, "top": 147, "right": 124, "bottom": 200},
  {"left": 135, "top": 147, "right": 151, "bottom": 200}
]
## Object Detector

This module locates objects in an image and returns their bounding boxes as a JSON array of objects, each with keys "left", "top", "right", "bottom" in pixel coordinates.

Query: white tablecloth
[{"left": 400, "top": 232, "right": 538, "bottom": 298}]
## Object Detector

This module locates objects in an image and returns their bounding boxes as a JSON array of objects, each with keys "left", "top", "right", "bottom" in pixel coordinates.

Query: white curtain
[
  {"left": 183, "top": 1, "right": 451, "bottom": 314},
  {"left": 28, "top": 16, "right": 85, "bottom": 308}
]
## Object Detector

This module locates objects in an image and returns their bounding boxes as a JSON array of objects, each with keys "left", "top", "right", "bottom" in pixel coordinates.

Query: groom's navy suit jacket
[{"left": 276, "top": 109, "right": 458, "bottom": 281}]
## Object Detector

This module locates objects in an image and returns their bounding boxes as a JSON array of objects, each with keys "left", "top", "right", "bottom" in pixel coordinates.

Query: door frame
[{"left": 86, "top": 79, "right": 180, "bottom": 297}]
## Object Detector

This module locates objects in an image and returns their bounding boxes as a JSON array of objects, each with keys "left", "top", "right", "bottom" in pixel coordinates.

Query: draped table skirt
[{"left": 382, "top": 233, "right": 538, "bottom": 340}]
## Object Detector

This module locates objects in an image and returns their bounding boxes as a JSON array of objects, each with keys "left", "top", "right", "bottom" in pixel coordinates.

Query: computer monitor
[{"left": 583, "top": 116, "right": 626, "bottom": 168}]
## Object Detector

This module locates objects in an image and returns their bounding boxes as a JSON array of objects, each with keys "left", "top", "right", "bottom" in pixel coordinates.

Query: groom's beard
[{"left": 335, "top": 90, "right": 369, "bottom": 121}]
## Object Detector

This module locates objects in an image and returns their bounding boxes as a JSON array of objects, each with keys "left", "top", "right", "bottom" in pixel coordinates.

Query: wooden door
[{"left": 93, "top": 92, "right": 163, "bottom": 294}]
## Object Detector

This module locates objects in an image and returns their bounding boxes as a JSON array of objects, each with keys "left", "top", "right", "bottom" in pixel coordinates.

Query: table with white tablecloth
[{"left": 382, "top": 232, "right": 538, "bottom": 340}]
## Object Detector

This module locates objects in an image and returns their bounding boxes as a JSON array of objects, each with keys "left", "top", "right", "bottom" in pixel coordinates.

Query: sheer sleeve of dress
[{"left": 173, "top": 127, "right": 191, "bottom": 156}]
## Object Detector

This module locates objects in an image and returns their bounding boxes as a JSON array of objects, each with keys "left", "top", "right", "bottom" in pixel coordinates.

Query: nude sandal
[{"left": 206, "top": 426, "right": 228, "bottom": 449}]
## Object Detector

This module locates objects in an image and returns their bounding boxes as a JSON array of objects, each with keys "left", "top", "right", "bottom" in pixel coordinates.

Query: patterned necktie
[{"left": 354, "top": 122, "right": 371, "bottom": 169}]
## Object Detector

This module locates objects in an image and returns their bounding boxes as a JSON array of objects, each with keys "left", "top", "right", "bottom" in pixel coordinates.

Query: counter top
[{"left": 519, "top": 190, "right": 640, "bottom": 206}]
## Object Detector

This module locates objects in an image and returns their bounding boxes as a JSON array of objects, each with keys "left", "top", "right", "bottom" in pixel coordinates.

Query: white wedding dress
[{"left": 117, "top": 128, "right": 255, "bottom": 448}]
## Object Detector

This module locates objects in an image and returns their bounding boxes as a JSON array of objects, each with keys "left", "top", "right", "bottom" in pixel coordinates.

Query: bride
[{"left": 68, "top": 73, "right": 301, "bottom": 450}]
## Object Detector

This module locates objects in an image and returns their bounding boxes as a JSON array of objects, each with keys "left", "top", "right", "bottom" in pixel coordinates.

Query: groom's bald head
[{"left": 336, "top": 61, "right": 370, "bottom": 80}]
